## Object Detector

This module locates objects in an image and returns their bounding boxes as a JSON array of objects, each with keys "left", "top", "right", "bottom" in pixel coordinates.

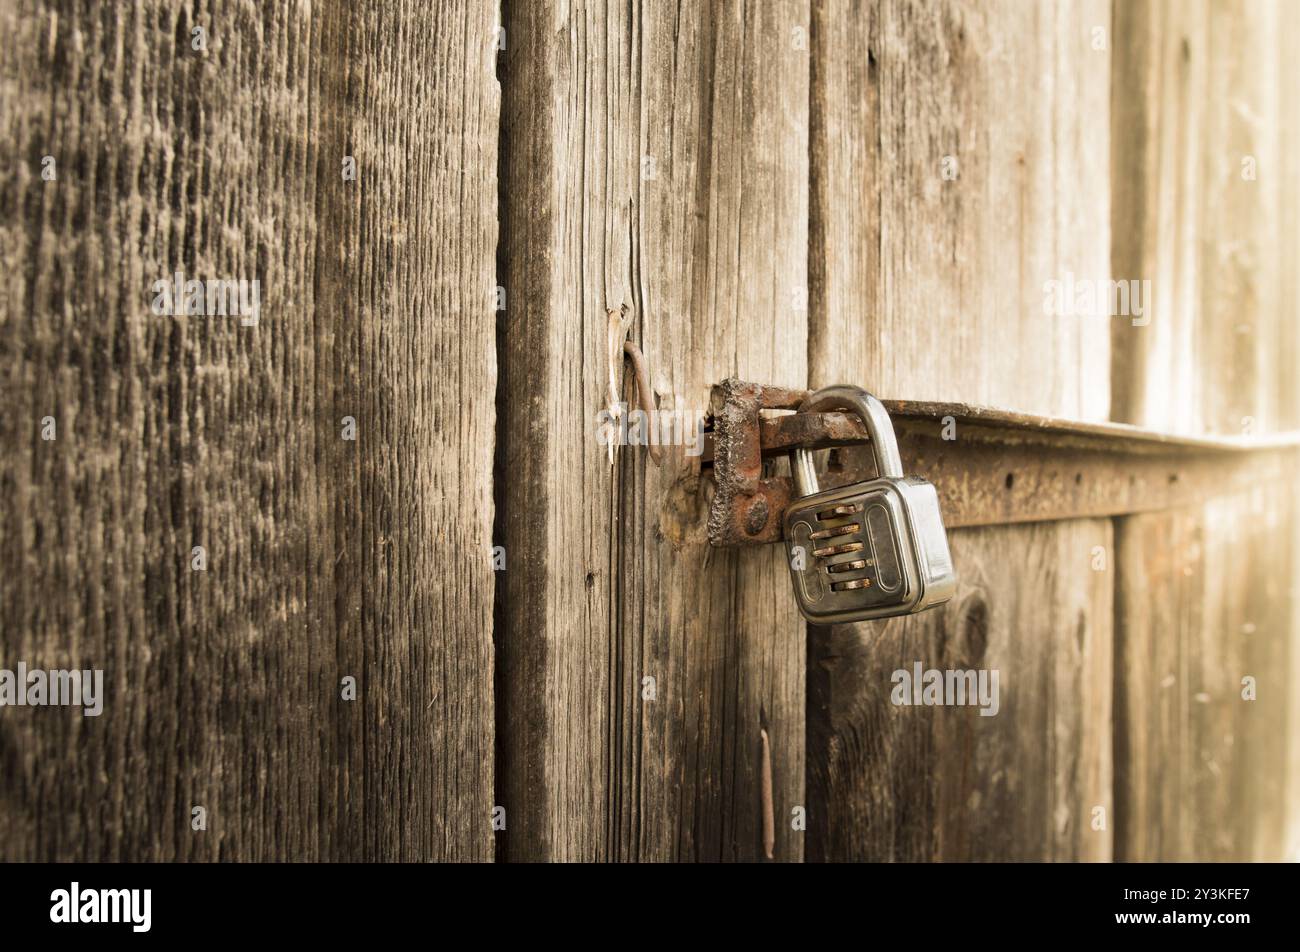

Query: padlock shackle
[{"left": 792, "top": 385, "right": 903, "bottom": 496}]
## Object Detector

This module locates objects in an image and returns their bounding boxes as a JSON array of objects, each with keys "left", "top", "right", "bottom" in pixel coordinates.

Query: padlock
[{"left": 783, "top": 385, "right": 956, "bottom": 623}]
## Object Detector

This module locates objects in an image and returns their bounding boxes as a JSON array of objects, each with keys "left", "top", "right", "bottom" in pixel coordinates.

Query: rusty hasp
[
  {"left": 704, "top": 379, "right": 805, "bottom": 545},
  {"left": 703, "top": 378, "right": 1300, "bottom": 547}
]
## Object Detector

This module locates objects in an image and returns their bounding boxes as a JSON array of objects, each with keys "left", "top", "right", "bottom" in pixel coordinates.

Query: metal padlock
[{"left": 783, "top": 385, "right": 956, "bottom": 623}]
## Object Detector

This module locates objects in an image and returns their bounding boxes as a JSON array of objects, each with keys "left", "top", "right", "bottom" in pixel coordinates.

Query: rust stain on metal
[
  {"left": 704, "top": 378, "right": 1300, "bottom": 546},
  {"left": 705, "top": 379, "right": 800, "bottom": 545},
  {"left": 621, "top": 339, "right": 662, "bottom": 465},
  {"left": 604, "top": 307, "right": 632, "bottom": 466}
]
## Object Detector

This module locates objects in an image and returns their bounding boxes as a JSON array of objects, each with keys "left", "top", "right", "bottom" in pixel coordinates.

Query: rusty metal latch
[{"left": 702, "top": 378, "right": 1300, "bottom": 547}]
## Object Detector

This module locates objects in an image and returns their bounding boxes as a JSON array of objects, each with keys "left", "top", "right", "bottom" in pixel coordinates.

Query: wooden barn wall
[
  {"left": 806, "top": 0, "right": 1115, "bottom": 861},
  {"left": 0, "top": 0, "right": 498, "bottom": 861},
  {"left": 1110, "top": 0, "right": 1300, "bottom": 861},
  {"left": 494, "top": 0, "right": 1300, "bottom": 865},
  {"left": 1110, "top": 0, "right": 1292, "bottom": 437},
  {"left": 2, "top": 0, "right": 1297, "bottom": 865},
  {"left": 809, "top": 0, "right": 1111, "bottom": 421},
  {"left": 498, "top": 0, "right": 810, "bottom": 861},
  {"left": 1114, "top": 489, "right": 1294, "bottom": 861}
]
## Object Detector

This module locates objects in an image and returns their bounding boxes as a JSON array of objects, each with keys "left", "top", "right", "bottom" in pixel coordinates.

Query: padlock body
[{"left": 783, "top": 475, "right": 956, "bottom": 623}]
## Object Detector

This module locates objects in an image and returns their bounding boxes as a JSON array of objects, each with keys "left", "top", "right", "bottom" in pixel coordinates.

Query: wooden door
[{"left": 2, "top": 0, "right": 1297, "bottom": 863}]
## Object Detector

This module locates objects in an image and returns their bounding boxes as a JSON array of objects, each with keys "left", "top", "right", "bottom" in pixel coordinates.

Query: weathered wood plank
[
  {"left": 807, "top": 0, "right": 1113, "bottom": 859},
  {"left": 1109, "top": 0, "right": 1207, "bottom": 432},
  {"left": 811, "top": 0, "right": 1110, "bottom": 421},
  {"left": 0, "top": 0, "right": 498, "bottom": 861},
  {"left": 499, "top": 0, "right": 808, "bottom": 860},
  {"left": 1198, "top": 1, "right": 1283, "bottom": 436},
  {"left": 1114, "top": 488, "right": 1294, "bottom": 861},
  {"left": 1110, "top": 0, "right": 1300, "bottom": 861},
  {"left": 1282, "top": 2, "right": 1300, "bottom": 433},
  {"left": 1112, "top": 0, "right": 1291, "bottom": 435},
  {"left": 1288, "top": 484, "right": 1300, "bottom": 859},
  {"left": 808, "top": 520, "right": 1113, "bottom": 861}
]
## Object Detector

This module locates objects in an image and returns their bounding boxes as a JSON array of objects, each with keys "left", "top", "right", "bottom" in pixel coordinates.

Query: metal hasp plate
[
  {"left": 705, "top": 379, "right": 806, "bottom": 545},
  {"left": 703, "top": 377, "right": 1300, "bottom": 547}
]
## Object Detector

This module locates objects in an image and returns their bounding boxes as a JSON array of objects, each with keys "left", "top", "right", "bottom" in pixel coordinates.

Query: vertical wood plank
[
  {"left": 1112, "top": 0, "right": 1291, "bottom": 435},
  {"left": 1281, "top": 3, "right": 1300, "bottom": 432},
  {"left": 629, "top": 0, "right": 810, "bottom": 863},
  {"left": 811, "top": 0, "right": 1110, "bottom": 421},
  {"left": 0, "top": 0, "right": 498, "bottom": 861},
  {"left": 1109, "top": 0, "right": 1207, "bottom": 432},
  {"left": 500, "top": 0, "right": 809, "bottom": 860},
  {"left": 1288, "top": 481, "right": 1300, "bottom": 860},
  {"left": 1197, "top": 1, "right": 1282, "bottom": 436},
  {"left": 1115, "top": 488, "right": 1293, "bottom": 860},
  {"left": 808, "top": 521, "right": 1113, "bottom": 861},
  {"left": 1110, "top": 0, "right": 1300, "bottom": 861},
  {"left": 808, "top": 0, "right": 1114, "bottom": 859}
]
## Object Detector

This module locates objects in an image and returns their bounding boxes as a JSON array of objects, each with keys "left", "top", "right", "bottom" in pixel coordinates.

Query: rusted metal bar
[
  {"left": 704, "top": 378, "right": 1300, "bottom": 546},
  {"left": 705, "top": 379, "right": 800, "bottom": 545},
  {"left": 621, "top": 340, "right": 662, "bottom": 465}
]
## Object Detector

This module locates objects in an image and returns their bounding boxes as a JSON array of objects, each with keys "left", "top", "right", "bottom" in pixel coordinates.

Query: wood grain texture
[
  {"left": 1282, "top": 2, "right": 1300, "bottom": 433},
  {"left": 1288, "top": 483, "right": 1300, "bottom": 860},
  {"left": 810, "top": 0, "right": 1111, "bottom": 420},
  {"left": 0, "top": 0, "right": 497, "bottom": 861},
  {"left": 1110, "top": 0, "right": 1300, "bottom": 861},
  {"left": 1114, "top": 488, "right": 1294, "bottom": 861},
  {"left": 808, "top": 520, "right": 1113, "bottom": 861},
  {"left": 807, "top": 0, "right": 1114, "bottom": 860},
  {"left": 1111, "top": 0, "right": 1295, "bottom": 434},
  {"left": 1109, "top": 0, "right": 1206, "bottom": 433},
  {"left": 499, "top": 0, "right": 809, "bottom": 860}
]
